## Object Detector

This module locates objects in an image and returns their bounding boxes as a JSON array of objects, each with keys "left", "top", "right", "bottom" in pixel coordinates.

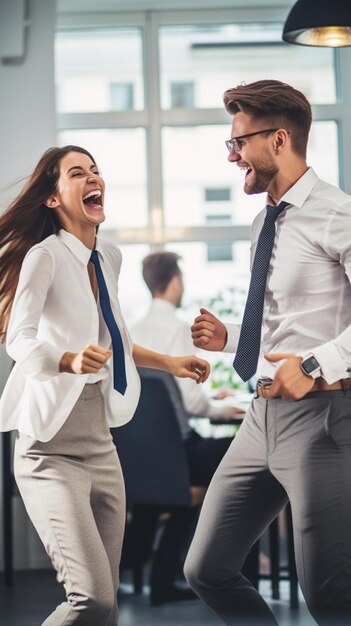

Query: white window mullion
[
  {"left": 57, "top": 110, "right": 148, "bottom": 131},
  {"left": 335, "top": 48, "right": 351, "bottom": 194},
  {"left": 101, "top": 224, "right": 250, "bottom": 245},
  {"left": 144, "top": 11, "right": 164, "bottom": 242}
]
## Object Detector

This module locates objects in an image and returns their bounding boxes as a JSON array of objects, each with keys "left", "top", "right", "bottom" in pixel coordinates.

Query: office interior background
[{"left": 0, "top": 0, "right": 351, "bottom": 620}]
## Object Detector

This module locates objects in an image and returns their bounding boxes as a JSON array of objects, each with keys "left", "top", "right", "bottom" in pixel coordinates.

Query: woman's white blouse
[{"left": 0, "top": 230, "right": 140, "bottom": 441}]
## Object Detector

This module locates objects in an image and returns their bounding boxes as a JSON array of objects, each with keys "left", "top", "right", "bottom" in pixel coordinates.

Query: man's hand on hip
[{"left": 261, "top": 353, "right": 315, "bottom": 400}]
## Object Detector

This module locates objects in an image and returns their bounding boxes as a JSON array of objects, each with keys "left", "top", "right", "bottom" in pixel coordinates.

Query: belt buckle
[{"left": 254, "top": 377, "right": 273, "bottom": 399}]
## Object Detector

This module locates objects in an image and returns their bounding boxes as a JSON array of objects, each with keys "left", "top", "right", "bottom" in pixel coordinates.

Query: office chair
[
  {"left": 112, "top": 367, "right": 206, "bottom": 592},
  {"left": 112, "top": 367, "right": 298, "bottom": 606}
]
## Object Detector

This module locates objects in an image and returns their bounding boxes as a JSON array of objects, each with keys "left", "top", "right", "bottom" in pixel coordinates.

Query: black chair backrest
[{"left": 112, "top": 367, "right": 191, "bottom": 508}]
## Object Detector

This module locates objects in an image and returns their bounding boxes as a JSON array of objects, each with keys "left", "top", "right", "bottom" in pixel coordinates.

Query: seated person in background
[
  {"left": 130, "top": 251, "right": 246, "bottom": 606},
  {"left": 132, "top": 251, "right": 244, "bottom": 428}
]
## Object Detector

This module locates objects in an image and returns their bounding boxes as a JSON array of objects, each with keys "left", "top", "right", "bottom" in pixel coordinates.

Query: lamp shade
[{"left": 283, "top": 0, "right": 351, "bottom": 47}]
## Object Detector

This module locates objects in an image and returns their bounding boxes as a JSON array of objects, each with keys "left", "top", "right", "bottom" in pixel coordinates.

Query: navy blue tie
[
  {"left": 233, "top": 201, "right": 289, "bottom": 382},
  {"left": 90, "top": 250, "right": 127, "bottom": 395}
]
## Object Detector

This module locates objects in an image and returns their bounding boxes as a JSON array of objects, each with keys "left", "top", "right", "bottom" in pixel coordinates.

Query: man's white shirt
[{"left": 224, "top": 167, "right": 351, "bottom": 383}]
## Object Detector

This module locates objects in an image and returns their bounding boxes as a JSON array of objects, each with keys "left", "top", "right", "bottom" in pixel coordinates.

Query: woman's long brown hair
[{"left": 0, "top": 145, "right": 96, "bottom": 342}]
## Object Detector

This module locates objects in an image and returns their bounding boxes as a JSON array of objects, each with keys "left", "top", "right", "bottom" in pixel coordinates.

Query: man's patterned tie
[{"left": 233, "top": 201, "right": 289, "bottom": 382}]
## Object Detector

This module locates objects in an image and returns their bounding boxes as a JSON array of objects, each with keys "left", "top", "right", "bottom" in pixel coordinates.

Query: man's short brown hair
[
  {"left": 142, "top": 251, "right": 182, "bottom": 295},
  {"left": 223, "top": 79, "right": 312, "bottom": 158}
]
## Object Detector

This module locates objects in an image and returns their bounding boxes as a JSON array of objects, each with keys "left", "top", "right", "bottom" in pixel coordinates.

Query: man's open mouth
[{"left": 238, "top": 163, "right": 253, "bottom": 180}]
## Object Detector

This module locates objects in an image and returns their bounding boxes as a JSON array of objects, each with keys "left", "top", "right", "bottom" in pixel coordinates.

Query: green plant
[
  {"left": 205, "top": 286, "right": 245, "bottom": 323},
  {"left": 189, "top": 285, "right": 248, "bottom": 392},
  {"left": 211, "top": 359, "right": 243, "bottom": 391}
]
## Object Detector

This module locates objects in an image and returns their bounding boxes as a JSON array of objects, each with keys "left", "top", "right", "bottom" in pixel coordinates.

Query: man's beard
[{"left": 244, "top": 160, "right": 279, "bottom": 195}]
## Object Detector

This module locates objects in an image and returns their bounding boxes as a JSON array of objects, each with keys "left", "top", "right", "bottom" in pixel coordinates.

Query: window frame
[{"left": 56, "top": 7, "right": 351, "bottom": 248}]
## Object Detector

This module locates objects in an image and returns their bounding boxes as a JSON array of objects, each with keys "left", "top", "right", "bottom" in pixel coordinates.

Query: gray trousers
[
  {"left": 184, "top": 390, "right": 351, "bottom": 626},
  {"left": 14, "top": 383, "right": 125, "bottom": 626}
]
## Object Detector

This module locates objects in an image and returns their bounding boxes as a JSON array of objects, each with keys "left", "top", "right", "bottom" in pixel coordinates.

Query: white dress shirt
[
  {"left": 131, "top": 298, "right": 234, "bottom": 422},
  {"left": 224, "top": 167, "right": 351, "bottom": 383},
  {"left": 0, "top": 230, "right": 140, "bottom": 441}
]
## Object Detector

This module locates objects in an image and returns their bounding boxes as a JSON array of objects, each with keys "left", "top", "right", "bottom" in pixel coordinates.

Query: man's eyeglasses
[{"left": 225, "top": 128, "right": 278, "bottom": 153}]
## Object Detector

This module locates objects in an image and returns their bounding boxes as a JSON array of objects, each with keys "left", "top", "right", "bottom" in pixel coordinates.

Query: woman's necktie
[{"left": 90, "top": 250, "right": 127, "bottom": 394}]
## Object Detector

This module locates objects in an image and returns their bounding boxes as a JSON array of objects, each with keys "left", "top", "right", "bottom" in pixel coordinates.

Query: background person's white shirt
[
  {"left": 224, "top": 167, "right": 351, "bottom": 383},
  {"left": 132, "top": 298, "right": 235, "bottom": 420},
  {"left": 0, "top": 229, "right": 140, "bottom": 441}
]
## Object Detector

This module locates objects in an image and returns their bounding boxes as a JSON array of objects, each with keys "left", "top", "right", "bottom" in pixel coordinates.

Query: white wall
[
  {"left": 0, "top": 0, "right": 57, "bottom": 571},
  {"left": 0, "top": 0, "right": 57, "bottom": 207}
]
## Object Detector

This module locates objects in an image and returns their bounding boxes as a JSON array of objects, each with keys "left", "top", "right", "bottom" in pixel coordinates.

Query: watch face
[{"left": 302, "top": 356, "right": 319, "bottom": 374}]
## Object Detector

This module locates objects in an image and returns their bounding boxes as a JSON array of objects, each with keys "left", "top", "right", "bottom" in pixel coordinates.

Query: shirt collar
[
  {"left": 266, "top": 167, "right": 319, "bottom": 210},
  {"left": 150, "top": 298, "right": 177, "bottom": 313},
  {"left": 94, "top": 236, "right": 105, "bottom": 261},
  {"left": 58, "top": 229, "right": 105, "bottom": 265}
]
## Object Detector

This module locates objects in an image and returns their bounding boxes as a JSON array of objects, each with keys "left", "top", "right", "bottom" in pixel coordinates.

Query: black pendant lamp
[{"left": 282, "top": 0, "right": 351, "bottom": 47}]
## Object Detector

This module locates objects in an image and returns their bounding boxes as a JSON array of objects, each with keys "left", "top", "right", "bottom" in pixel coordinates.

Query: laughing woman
[{"left": 0, "top": 145, "right": 210, "bottom": 626}]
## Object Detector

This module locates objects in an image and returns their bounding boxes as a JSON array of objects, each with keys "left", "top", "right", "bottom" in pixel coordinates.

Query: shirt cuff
[
  {"left": 310, "top": 342, "right": 349, "bottom": 384},
  {"left": 222, "top": 324, "right": 240, "bottom": 353},
  {"left": 16, "top": 343, "right": 65, "bottom": 381}
]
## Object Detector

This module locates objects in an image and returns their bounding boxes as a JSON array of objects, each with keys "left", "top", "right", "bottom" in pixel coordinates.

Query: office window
[
  {"left": 205, "top": 188, "right": 231, "bottom": 202},
  {"left": 161, "top": 125, "right": 255, "bottom": 228},
  {"left": 116, "top": 244, "right": 151, "bottom": 326},
  {"left": 204, "top": 189, "right": 233, "bottom": 261},
  {"left": 165, "top": 240, "right": 249, "bottom": 317},
  {"left": 160, "top": 23, "right": 336, "bottom": 109},
  {"left": 170, "top": 81, "right": 195, "bottom": 108},
  {"left": 205, "top": 215, "right": 233, "bottom": 262},
  {"left": 58, "top": 128, "right": 148, "bottom": 229},
  {"left": 55, "top": 28, "right": 144, "bottom": 113},
  {"left": 162, "top": 121, "right": 339, "bottom": 228},
  {"left": 206, "top": 242, "right": 233, "bottom": 262},
  {"left": 110, "top": 82, "right": 134, "bottom": 111},
  {"left": 56, "top": 9, "right": 346, "bottom": 312}
]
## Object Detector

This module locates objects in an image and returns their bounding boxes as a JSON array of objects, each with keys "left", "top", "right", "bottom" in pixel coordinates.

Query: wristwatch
[{"left": 300, "top": 354, "right": 321, "bottom": 380}]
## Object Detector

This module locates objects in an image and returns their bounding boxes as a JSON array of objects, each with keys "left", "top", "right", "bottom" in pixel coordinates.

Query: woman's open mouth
[{"left": 82, "top": 189, "right": 103, "bottom": 210}]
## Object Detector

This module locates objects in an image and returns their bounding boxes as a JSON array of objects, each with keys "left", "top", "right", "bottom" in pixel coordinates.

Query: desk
[
  {"left": 209, "top": 416, "right": 244, "bottom": 426},
  {"left": 190, "top": 393, "right": 250, "bottom": 438}
]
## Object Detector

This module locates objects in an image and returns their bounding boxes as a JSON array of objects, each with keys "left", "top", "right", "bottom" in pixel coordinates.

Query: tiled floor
[
  {"left": 118, "top": 582, "right": 317, "bottom": 626},
  {"left": 0, "top": 570, "right": 318, "bottom": 626}
]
